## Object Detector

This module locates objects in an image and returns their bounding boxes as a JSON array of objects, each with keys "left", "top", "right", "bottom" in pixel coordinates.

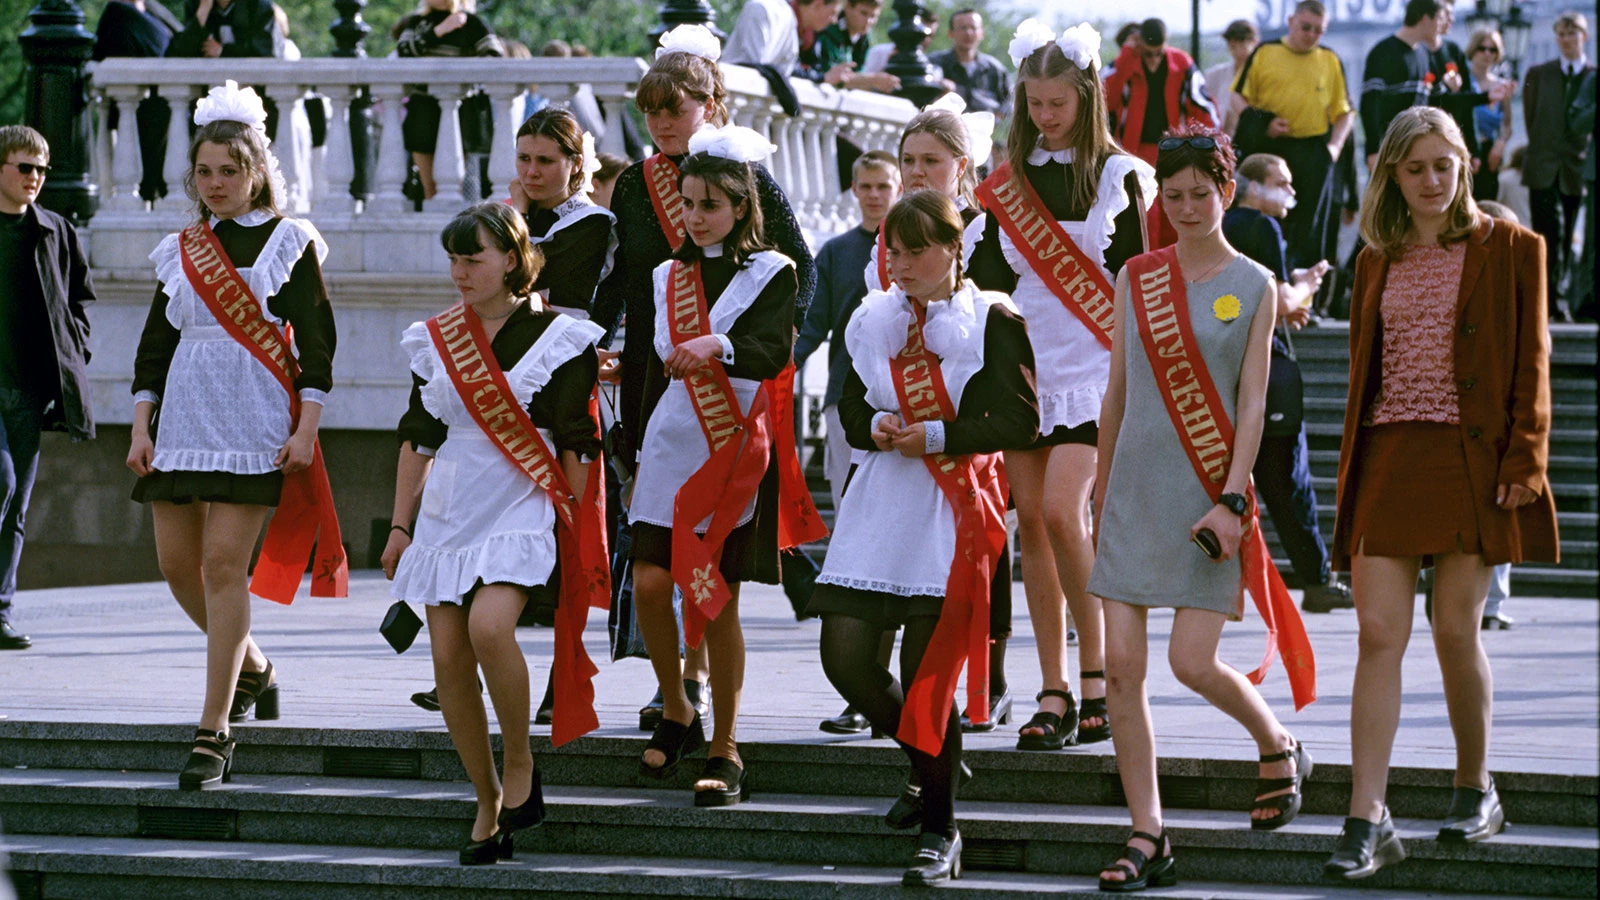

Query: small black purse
[{"left": 380, "top": 600, "right": 423, "bottom": 654}]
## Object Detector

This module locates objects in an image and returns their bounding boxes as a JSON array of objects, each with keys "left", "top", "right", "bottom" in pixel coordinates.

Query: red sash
[
  {"left": 875, "top": 225, "right": 891, "bottom": 289},
  {"left": 1125, "top": 248, "right": 1315, "bottom": 710},
  {"left": 643, "top": 154, "right": 687, "bottom": 252},
  {"left": 891, "top": 304, "right": 1010, "bottom": 756},
  {"left": 976, "top": 163, "right": 1116, "bottom": 350},
  {"left": 425, "top": 303, "right": 610, "bottom": 747},
  {"left": 664, "top": 261, "right": 825, "bottom": 648},
  {"left": 179, "top": 222, "right": 346, "bottom": 604}
]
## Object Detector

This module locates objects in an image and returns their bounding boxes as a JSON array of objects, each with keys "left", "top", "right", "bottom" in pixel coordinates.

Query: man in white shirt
[{"left": 724, "top": 0, "right": 843, "bottom": 76}]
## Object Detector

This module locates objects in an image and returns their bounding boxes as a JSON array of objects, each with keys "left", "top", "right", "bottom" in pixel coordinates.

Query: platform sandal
[
  {"left": 1076, "top": 670, "right": 1110, "bottom": 745},
  {"left": 693, "top": 756, "right": 749, "bottom": 807},
  {"left": 178, "top": 728, "right": 236, "bottom": 791},
  {"left": 1098, "top": 829, "right": 1176, "bottom": 893},
  {"left": 1016, "top": 689, "right": 1078, "bottom": 751},
  {"left": 229, "top": 660, "right": 278, "bottom": 723},
  {"left": 639, "top": 712, "right": 705, "bottom": 779},
  {"left": 1252, "top": 737, "right": 1312, "bottom": 831}
]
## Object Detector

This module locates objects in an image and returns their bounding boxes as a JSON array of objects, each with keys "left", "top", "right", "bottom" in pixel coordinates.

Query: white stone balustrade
[{"left": 80, "top": 57, "right": 917, "bottom": 432}]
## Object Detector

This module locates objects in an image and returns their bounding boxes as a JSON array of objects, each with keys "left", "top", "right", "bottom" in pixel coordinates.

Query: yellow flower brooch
[{"left": 1213, "top": 294, "right": 1241, "bottom": 322}]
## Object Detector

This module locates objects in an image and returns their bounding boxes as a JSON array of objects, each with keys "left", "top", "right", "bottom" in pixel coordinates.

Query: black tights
[{"left": 820, "top": 613, "right": 962, "bottom": 838}]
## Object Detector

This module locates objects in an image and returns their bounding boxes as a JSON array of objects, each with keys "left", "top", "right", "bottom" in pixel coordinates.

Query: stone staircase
[
  {"left": 1, "top": 722, "right": 1594, "bottom": 898},
  {"left": 799, "top": 323, "right": 1599, "bottom": 597}
]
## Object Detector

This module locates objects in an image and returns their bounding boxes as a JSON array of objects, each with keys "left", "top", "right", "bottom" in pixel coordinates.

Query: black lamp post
[
  {"left": 330, "top": 0, "right": 375, "bottom": 200},
  {"left": 18, "top": 0, "right": 97, "bottom": 223},
  {"left": 651, "top": 0, "right": 723, "bottom": 51},
  {"left": 884, "top": 0, "right": 944, "bottom": 107}
]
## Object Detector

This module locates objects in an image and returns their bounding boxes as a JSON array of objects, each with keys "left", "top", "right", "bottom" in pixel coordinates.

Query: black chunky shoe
[
  {"left": 693, "top": 756, "right": 749, "bottom": 807},
  {"left": 639, "top": 712, "right": 705, "bottom": 779},
  {"left": 1016, "top": 688, "right": 1077, "bottom": 751},
  {"left": 959, "top": 690, "right": 1012, "bottom": 733},
  {"left": 1076, "top": 670, "right": 1111, "bottom": 745},
  {"left": 1098, "top": 830, "right": 1175, "bottom": 892},
  {"left": 639, "top": 680, "right": 709, "bottom": 732},
  {"left": 1324, "top": 811, "right": 1406, "bottom": 881},
  {"left": 884, "top": 762, "right": 973, "bottom": 831},
  {"left": 459, "top": 830, "right": 512, "bottom": 865},
  {"left": 1439, "top": 778, "right": 1505, "bottom": 842},
  {"left": 229, "top": 660, "right": 278, "bottom": 723},
  {"left": 178, "top": 728, "right": 235, "bottom": 791},
  {"left": 902, "top": 830, "right": 962, "bottom": 886},
  {"left": 498, "top": 766, "right": 546, "bottom": 834},
  {"left": 819, "top": 704, "right": 870, "bottom": 734},
  {"left": 1251, "top": 738, "right": 1312, "bottom": 831}
]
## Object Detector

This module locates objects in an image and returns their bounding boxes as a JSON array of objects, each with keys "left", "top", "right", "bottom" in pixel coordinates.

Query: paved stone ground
[{"left": 0, "top": 573, "right": 1594, "bottom": 777}]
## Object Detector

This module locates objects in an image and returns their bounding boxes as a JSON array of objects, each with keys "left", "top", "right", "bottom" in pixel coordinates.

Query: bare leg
[
  {"left": 634, "top": 560, "right": 692, "bottom": 769},
  {"left": 428, "top": 602, "right": 500, "bottom": 841},
  {"left": 468, "top": 584, "right": 535, "bottom": 811},
  {"left": 1099, "top": 597, "right": 1159, "bottom": 883},
  {"left": 697, "top": 585, "right": 745, "bottom": 785},
  {"left": 1348, "top": 549, "right": 1421, "bottom": 822},
  {"left": 153, "top": 502, "right": 268, "bottom": 673},
  {"left": 1008, "top": 447, "right": 1073, "bottom": 730},
  {"left": 412, "top": 151, "right": 437, "bottom": 199},
  {"left": 196, "top": 503, "right": 270, "bottom": 736},
  {"left": 1041, "top": 444, "right": 1105, "bottom": 726},
  {"left": 1430, "top": 553, "right": 1495, "bottom": 791},
  {"left": 1167, "top": 608, "right": 1296, "bottom": 822},
  {"left": 685, "top": 635, "right": 710, "bottom": 686}
]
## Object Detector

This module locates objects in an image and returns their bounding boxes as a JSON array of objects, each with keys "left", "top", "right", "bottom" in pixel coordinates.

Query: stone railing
[{"left": 81, "top": 57, "right": 916, "bottom": 431}]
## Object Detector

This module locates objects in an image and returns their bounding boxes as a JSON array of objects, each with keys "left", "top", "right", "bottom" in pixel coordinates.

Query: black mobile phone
[{"left": 1192, "top": 528, "right": 1223, "bottom": 560}]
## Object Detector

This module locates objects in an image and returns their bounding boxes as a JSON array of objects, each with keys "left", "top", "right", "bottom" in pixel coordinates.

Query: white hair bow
[
  {"left": 1008, "top": 18, "right": 1057, "bottom": 68},
  {"left": 1007, "top": 19, "right": 1101, "bottom": 72},
  {"left": 579, "top": 132, "right": 602, "bottom": 195},
  {"left": 688, "top": 124, "right": 776, "bottom": 164},
  {"left": 194, "top": 80, "right": 270, "bottom": 134},
  {"left": 925, "top": 93, "right": 995, "bottom": 169},
  {"left": 657, "top": 23, "right": 721, "bottom": 62}
]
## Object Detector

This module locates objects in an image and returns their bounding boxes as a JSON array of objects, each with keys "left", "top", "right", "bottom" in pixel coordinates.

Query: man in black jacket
[{"left": 0, "top": 127, "right": 96, "bottom": 651}]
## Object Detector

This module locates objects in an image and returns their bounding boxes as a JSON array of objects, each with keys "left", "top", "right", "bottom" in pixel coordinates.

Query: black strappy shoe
[
  {"left": 1252, "top": 738, "right": 1313, "bottom": 830},
  {"left": 1098, "top": 829, "right": 1176, "bottom": 893},
  {"left": 497, "top": 766, "right": 546, "bottom": 833},
  {"left": 459, "top": 829, "right": 512, "bottom": 865},
  {"left": 693, "top": 756, "right": 749, "bottom": 807},
  {"left": 638, "top": 712, "right": 705, "bottom": 779},
  {"left": 178, "top": 728, "right": 236, "bottom": 791},
  {"left": 1016, "top": 688, "right": 1078, "bottom": 751},
  {"left": 229, "top": 660, "right": 278, "bottom": 723},
  {"left": 1077, "top": 670, "right": 1111, "bottom": 744}
]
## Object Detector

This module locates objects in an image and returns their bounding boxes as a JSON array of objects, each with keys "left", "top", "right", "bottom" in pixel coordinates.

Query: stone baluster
[
  {"left": 93, "top": 90, "right": 113, "bottom": 201},
  {"left": 103, "top": 84, "right": 147, "bottom": 212},
  {"left": 484, "top": 83, "right": 518, "bottom": 201},
  {"left": 591, "top": 87, "right": 631, "bottom": 158},
  {"left": 802, "top": 111, "right": 830, "bottom": 228},
  {"left": 425, "top": 83, "right": 466, "bottom": 211},
  {"left": 320, "top": 86, "right": 357, "bottom": 214},
  {"left": 154, "top": 84, "right": 193, "bottom": 213},
  {"left": 367, "top": 82, "right": 409, "bottom": 213},
  {"left": 263, "top": 83, "right": 309, "bottom": 213}
]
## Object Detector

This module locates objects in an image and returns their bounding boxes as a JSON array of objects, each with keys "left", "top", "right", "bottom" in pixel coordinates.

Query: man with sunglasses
[{"left": 0, "top": 126, "right": 96, "bottom": 651}]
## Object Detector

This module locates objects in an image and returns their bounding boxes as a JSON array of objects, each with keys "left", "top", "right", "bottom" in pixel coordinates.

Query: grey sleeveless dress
[{"left": 1086, "top": 255, "right": 1273, "bottom": 617}]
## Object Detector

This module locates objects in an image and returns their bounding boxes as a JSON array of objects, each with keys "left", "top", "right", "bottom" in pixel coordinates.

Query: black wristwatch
[{"left": 1218, "top": 492, "right": 1249, "bottom": 516}]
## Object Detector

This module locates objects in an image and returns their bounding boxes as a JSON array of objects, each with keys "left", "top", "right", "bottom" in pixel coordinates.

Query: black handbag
[
  {"left": 1263, "top": 327, "right": 1305, "bottom": 437},
  {"left": 380, "top": 600, "right": 423, "bottom": 654},
  {"left": 1235, "top": 106, "right": 1276, "bottom": 159}
]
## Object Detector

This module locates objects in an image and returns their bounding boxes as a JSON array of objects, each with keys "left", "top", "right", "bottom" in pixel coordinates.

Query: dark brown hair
[
  {"left": 184, "top": 119, "right": 282, "bottom": 223},
  {"left": 440, "top": 201, "right": 544, "bottom": 295},
  {"left": 0, "top": 125, "right": 48, "bottom": 163},
  {"left": 515, "top": 108, "right": 587, "bottom": 194},
  {"left": 636, "top": 52, "right": 730, "bottom": 126},
  {"left": 1009, "top": 42, "right": 1127, "bottom": 213},
  {"left": 594, "top": 152, "right": 629, "bottom": 185},
  {"left": 673, "top": 154, "right": 771, "bottom": 266},
  {"left": 883, "top": 189, "right": 964, "bottom": 253},
  {"left": 1155, "top": 122, "right": 1237, "bottom": 187},
  {"left": 1222, "top": 19, "right": 1258, "bottom": 43}
]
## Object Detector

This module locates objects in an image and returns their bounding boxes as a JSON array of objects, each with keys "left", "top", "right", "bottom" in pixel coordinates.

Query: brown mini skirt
[{"left": 1344, "top": 421, "right": 1483, "bottom": 564}]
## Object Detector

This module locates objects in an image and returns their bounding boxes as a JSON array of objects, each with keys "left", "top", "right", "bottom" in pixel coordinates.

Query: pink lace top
[{"left": 1365, "top": 242, "right": 1467, "bottom": 426}]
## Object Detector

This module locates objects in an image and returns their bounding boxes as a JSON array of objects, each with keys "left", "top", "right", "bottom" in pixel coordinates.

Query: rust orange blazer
[{"left": 1332, "top": 217, "right": 1560, "bottom": 570}]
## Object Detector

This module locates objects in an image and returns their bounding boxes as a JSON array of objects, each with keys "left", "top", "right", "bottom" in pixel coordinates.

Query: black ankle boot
[
  {"left": 1324, "top": 811, "right": 1406, "bottom": 880},
  {"left": 1439, "top": 779, "right": 1505, "bottom": 842},
  {"left": 498, "top": 767, "right": 546, "bottom": 833},
  {"left": 178, "top": 728, "right": 235, "bottom": 791},
  {"left": 902, "top": 830, "right": 962, "bottom": 885}
]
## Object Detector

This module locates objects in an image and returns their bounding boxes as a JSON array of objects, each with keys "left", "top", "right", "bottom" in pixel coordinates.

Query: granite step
[
  {"left": 1, "top": 724, "right": 1593, "bottom": 828},
  {"left": 0, "top": 771, "right": 1592, "bottom": 897},
  {"left": 2, "top": 835, "right": 1568, "bottom": 900}
]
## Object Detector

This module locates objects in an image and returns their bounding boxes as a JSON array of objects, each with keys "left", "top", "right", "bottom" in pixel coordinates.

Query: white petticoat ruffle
[{"left": 390, "top": 528, "right": 558, "bottom": 607}]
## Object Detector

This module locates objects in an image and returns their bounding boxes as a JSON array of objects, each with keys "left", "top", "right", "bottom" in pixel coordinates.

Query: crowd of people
[{"left": 0, "top": 0, "right": 1579, "bottom": 893}]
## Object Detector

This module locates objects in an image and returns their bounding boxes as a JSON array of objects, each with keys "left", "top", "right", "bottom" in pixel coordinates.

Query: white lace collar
[
  {"left": 548, "top": 192, "right": 591, "bottom": 220},
  {"left": 211, "top": 207, "right": 275, "bottom": 228},
  {"left": 1028, "top": 138, "right": 1075, "bottom": 166}
]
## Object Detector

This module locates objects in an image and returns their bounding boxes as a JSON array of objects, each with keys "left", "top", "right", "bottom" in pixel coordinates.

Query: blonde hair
[
  {"left": 1359, "top": 107, "right": 1481, "bottom": 258},
  {"left": 1009, "top": 42, "right": 1127, "bottom": 213},
  {"left": 899, "top": 109, "right": 976, "bottom": 207},
  {"left": 1465, "top": 27, "right": 1504, "bottom": 59}
]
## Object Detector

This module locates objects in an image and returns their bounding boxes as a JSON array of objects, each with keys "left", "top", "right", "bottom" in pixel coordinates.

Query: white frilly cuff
[{"left": 923, "top": 420, "right": 946, "bottom": 454}]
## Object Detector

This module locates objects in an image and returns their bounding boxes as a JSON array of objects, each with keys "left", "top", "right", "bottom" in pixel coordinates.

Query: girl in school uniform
[
  {"left": 628, "top": 125, "right": 801, "bottom": 806},
  {"left": 811, "top": 189, "right": 1039, "bottom": 884},
  {"left": 127, "top": 81, "right": 342, "bottom": 790},
  {"left": 968, "top": 21, "right": 1156, "bottom": 753},
  {"left": 508, "top": 107, "right": 615, "bottom": 319},
  {"left": 382, "top": 202, "right": 607, "bottom": 865}
]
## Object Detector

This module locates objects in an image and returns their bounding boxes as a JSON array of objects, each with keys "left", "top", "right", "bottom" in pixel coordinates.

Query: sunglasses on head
[
  {"left": 4, "top": 162, "right": 50, "bottom": 177},
  {"left": 1157, "top": 136, "right": 1218, "bottom": 152}
]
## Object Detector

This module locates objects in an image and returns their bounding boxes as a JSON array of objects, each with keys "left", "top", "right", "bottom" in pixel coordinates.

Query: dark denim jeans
[
  {"left": 1253, "top": 427, "right": 1331, "bottom": 587},
  {"left": 0, "top": 388, "right": 42, "bottom": 622}
]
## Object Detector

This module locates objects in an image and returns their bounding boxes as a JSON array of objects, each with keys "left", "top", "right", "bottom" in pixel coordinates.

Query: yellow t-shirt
[{"left": 1233, "top": 41, "right": 1354, "bottom": 138}]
